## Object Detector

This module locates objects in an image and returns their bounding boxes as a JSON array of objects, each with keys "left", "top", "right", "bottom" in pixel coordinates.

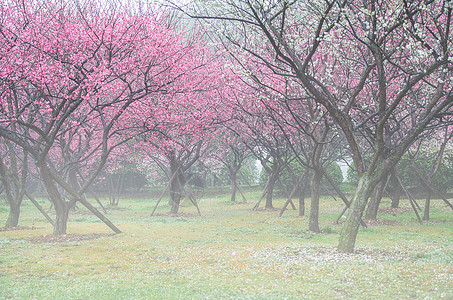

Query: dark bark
[
  {"left": 38, "top": 161, "right": 71, "bottom": 235},
  {"left": 53, "top": 206, "right": 69, "bottom": 236},
  {"left": 299, "top": 195, "right": 305, "bottom": 217},
  {"left": 338, "top": 173, "right": 378, "bottom": 252},
  {"left": 321, "top": 166, "right": 368, "bottom": 228},
  {"left": 365, "top": 175, "right": 386, "bottom": 220},
  {"left": 230, "top": 172, "right": 237, "bottom": 202},
  {"left": 47, "top": 165, "right": 122, "bottom": 233},
  {"left": 309, "top": 169, "right": 321, "bottom": 232},
  {"left": 389, "top": 167, "right": 401, "bottom": 208},
  {"left": 1, "top": 178, "right": 20, "bottom": 228},
  {"left": 298, "top": 183, "right": 306, "bottom": 217},
  {"left": 265, "top": 170, "right": 277, "bottom": 209},
  {"left": 169, "top": 158, "right": 185, "bottom": 214},
  {"left": 151, "top": 168, "right": 178, "bottom": 216},
  {"left": 108, "top": 173, "right": 124, "bottom": 206},
  {"left": 5, "top": 202, "right": 20, "bottom": 228},
  {"left": 308, "top": 130, "right": 325, "bottom": 232},
  {"left": 0, "top": 157, "right": 26, "bottom": 228},
  {"left": 169, "top": 177, "right": 183, "bottom": 214},
  {"left": 164, "top": 144, "right": 201, "bottom": 214},
  {"left": 293, "top": 171, "right": 308, "bottom": 217}
]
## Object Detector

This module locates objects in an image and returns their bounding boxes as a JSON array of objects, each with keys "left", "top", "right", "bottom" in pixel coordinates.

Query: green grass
[{"left": 0, "top": 191, "right": 452, "bottom": 299}]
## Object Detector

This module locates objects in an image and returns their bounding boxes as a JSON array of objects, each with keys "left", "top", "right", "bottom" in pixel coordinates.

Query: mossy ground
[{"left": 0, "top": 190, "right": 452, "bottom": 299}]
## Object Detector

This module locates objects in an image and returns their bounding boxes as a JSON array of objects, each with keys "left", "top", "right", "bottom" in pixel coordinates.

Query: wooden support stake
[
  {"left": 25, "top": 191, "right": 54, "bottom": 226},
  {"left": 183, "top": 186, "right": 201, "bottom": 216},
  {"left": 409, "top": 165, "right": 453, "bottom": 211},
  {"left": 279, "top": 170, "right": 307, "bottom": 217},
  {"left": 321, "top": 167, "right": 367, "bottom": 228},
  {"left": 277, "top": 177, "right": 296, "bottom": 210},
  {"left": 48, "top": 168, "right": 122, "bottom": 233},
  {"left": 236, "top": 185, "right": 248, "bottom": 203},
  {"left": 396, "top": 176, "right": 422, "bottom": 224},
  {"left": 87, "top": 187, "right": 107, "bottom": 214},
  {"left": 76, "top": 170, "right": 107, "bottom": 214},
  {"left": 253, "top": 179, "right": 270, "bottom": 210},
  {"left": 336, "top": 206, "right": 348, "bottom": 224},
  {"left": 151, "top": 166, "right": 181, "bottom": 216}
]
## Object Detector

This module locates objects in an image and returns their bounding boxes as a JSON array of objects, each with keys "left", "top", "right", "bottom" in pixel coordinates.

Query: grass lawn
[{"left": 0, "top": 190, "right": 452, "bottom": 299}]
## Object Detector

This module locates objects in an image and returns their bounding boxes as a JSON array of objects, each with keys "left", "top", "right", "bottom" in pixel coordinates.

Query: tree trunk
[
  {"left": 365, "top": 176, "right": 386, "bottom": 220},
  {"left": 423, "top": 192, "right": 431, "bottom": 221},
  {"left": 1, "top": 182, "right": 21, "bottom": 228},
  {"left": 265, "top": 171, "right": 277, "bottom": 209},
  {"left": 338, "top": 173, "right": 378, "bottom": 253},
  {"left": 40, "top": 160, "right": 121, "bottom": 234},
  {"left": 108, "top": 176, "right": 115, "bottom": 205},
  {"left": 0, "top": 160, "right": 24, "bottom": 228},
  {"left": 309, "top": 169, "right": 321, "bottom": 232},
  {"left": 39, "top": 162, "right": 69, "bottom": 235},
  {"left": 230, "top": 172, "right": 237, "bottom": 202},
  {"left": 108, "top": 173, "right": 124, "bottom": 206},
  {"left": 169, "top": 158, "right": 185, "bottom": 214},
  {"left": 390, "top": 168, "right": 401, "bottom": 208},
  {"left": 53, "top": 205, "right": 69, "bottom": 235},
  {"left": 169, "top": 176, "right": 183, "bottom": 214},
  {"left": 5, "top": 201, "right": 20, "bottom": 228},
  {"left": 298, "top": 185, "right": 305, "bottom": 217}
]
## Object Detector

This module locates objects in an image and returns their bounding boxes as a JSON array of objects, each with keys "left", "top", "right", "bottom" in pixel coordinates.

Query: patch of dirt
[
  {"left": 228, "top": 201, "right": 248, "bottom": 205},
  {"left": 290, "top": 230, "right": 315, "bottom": 239},
  {"left": 364, "top": 218, "right": 402, "bottom": 226},
  {"left": 151, "top": 212, "right": 198, "bottom": 218},
  {"left": 255, "top": 207, "right": 280, "bottom": 212},
  {"left": 291, "top": 229, "right": 338, "bottom": 237},
  {"left": 0, "top": 226, "right": 40, "bottom": 232},
  {"left": 69, "top": 210, "right": 93, "bottom": 216},
  {"left": 378, "top": 207, "right": 412, "bottom": 216},
  {"left": 106, "top": 206, "right": 128, "bottom": 211},
  {"left": 335, "top": 219, "right": 402, "bottom": 226},
  {"left": 26, "top": 233, "right": 115, "bottom": 244},
  {"left": 69, "top": 206, "right": 127, "bottom": 215},
  {"left": 422, "top": 219, "right": 453, "bottom": 224}
]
